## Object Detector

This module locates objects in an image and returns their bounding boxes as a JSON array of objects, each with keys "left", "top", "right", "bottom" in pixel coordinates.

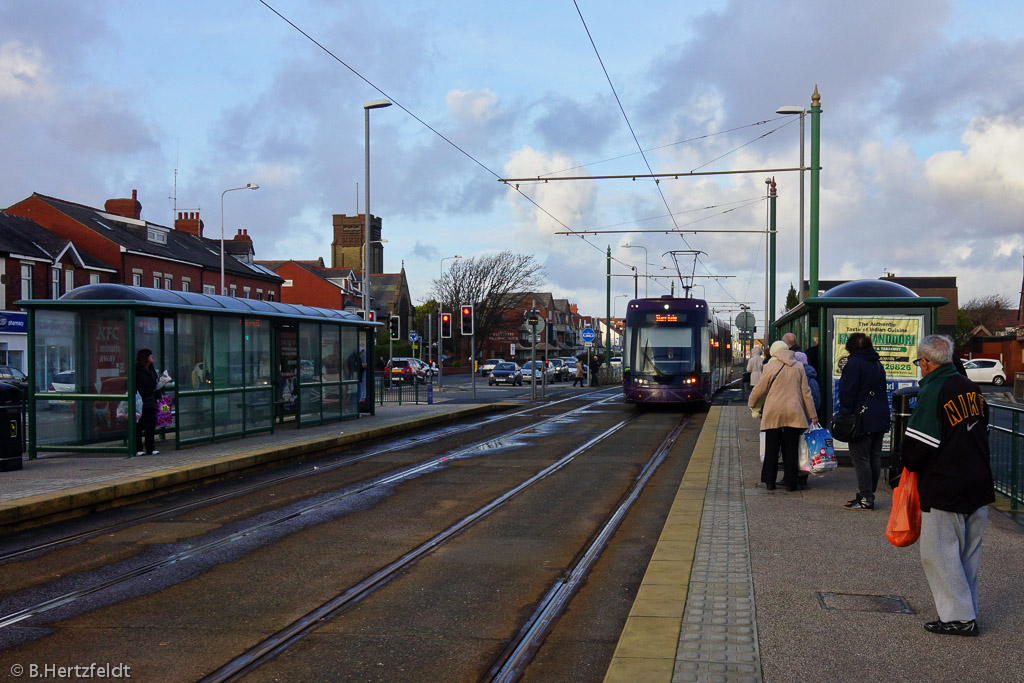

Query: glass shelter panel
[
  {"left": 245, "top": 318, "right": 272, "bottom": 388},
  {"left": 298, "top": 323, "right": 321, "bottom": 384},
  {"left": 213, "top": 317, "right": 244, "bottom": 389},
  {"left": 178, "top": 314, "right": 212, "bottom": 390}
]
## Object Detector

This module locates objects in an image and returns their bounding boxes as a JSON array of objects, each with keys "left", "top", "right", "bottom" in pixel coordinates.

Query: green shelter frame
[{"left": 21, "top": 284, "right": 380, "bottom": 458}]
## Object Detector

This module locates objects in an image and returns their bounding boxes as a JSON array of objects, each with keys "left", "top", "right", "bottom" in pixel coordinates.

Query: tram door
[{"left": 276, "top": 324, "right": 298, "bottom": 421}]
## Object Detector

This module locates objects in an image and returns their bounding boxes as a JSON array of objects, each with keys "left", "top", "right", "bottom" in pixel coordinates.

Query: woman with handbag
[
  {"left": 134, "top": 348, "right": 161, "bottom": 456},
  {"left": 749, "top": 340, "right": 818, "bottom": 491},
  {"left": 836, "top": 332, "right": 890, "bottom": 510}
]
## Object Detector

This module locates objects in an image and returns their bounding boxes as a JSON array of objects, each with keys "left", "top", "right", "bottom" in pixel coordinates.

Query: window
[
  {"left": 65, "top": 268, "right": 74, "bottom": 293},
  {"left": 181, "top": 278, "right": 190, "bottom": 292},
  {"left": 132, "top": 272, "right": 142, "bottom": 287},
  {"left": 243, "top": 287, "right": 251, "bottom": 299},
  {"left": 202, "top": 284, "right": 216, "bottom": 295},
  {"left": 229, "top": 284, "right": 237, "bottom": 297},
  {"left": 51, "top": 267, "right": 61, "bottom": 299},
  {"left": 89, "top": 273, "right": 100, "bottom": 285},
  {"left": 164, "top": 277, "right": 172, "bottom": 290},
  {"left": 147, "top": 228, "right": 168, "bottom": 244},
  {"left": 20, "top": 263, "right": 33, "bottom": 300},
  {"left": 153, "top": 275, "right": 161, "bottom": 288},
  {"left": 256, "top": 289, "right": 264, "bottom": 301},
  {"left": 268, "top": 291, "right": 275, "bottom": 302}
]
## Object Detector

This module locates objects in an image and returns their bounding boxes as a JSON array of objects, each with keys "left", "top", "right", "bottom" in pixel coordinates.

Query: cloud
[{"left": 0, "top": 41, "right": 52, "bottom": 100}]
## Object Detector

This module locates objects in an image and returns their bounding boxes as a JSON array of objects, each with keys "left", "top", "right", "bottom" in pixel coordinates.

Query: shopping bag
[
  {"left": 758, "top": 431, "right": 765, "bottom": 463},
  {"left": 885, "top": 468, "right": 921, "bottom": 547},
  {"left": 800, "top": 425, "right": 837, "bottom": 474},
  {"left": 155, "top": 395, "right": 174, "bottom": 428}
]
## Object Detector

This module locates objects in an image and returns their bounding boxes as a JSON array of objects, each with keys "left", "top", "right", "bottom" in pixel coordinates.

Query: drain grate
[{"left": 817, "top": 592, "right": 914, "bottom": 613}]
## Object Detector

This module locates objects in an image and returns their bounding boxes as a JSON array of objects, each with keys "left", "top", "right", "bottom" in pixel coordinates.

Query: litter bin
[
  {"left": 0, "top": 381, "right": 23, "bottom": 471},
  {"left": 887, "top": 386, "right": 919, "bottom": 489},
  {"left": 1015, "top": 372, "right": 1024, "bottom": 401}
]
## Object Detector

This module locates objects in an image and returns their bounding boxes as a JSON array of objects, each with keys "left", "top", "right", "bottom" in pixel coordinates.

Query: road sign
[
  {"left": 408, "top": 332, "right": 419, "bottom": 343},
  {"left": 581, "top": 327, "right": 596, "bottom": 342},
  {"left": 736, "top": 311, "right": 755, "bottom": 332}
]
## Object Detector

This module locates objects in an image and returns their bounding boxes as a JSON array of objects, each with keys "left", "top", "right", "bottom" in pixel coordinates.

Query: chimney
[
  {"left": 174, "top": 211, "right": 204, "bottom": 238},
  {"left": 232, "top": 228, "right": 253, "bottom": 243},
  {"left": 104, "top": 189, "right": 142, "bottom": 220}
]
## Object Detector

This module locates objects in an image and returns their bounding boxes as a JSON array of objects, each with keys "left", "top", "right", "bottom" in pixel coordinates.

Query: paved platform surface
[{"left": 3, "top": 399, "right": 1023, "bottom": 681}]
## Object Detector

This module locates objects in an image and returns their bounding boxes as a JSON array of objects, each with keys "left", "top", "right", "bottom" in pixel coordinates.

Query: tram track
[
  {"left": 0, "top": 389, "right": 607, "bottom": 565},
  {"left": 199, "top": 410, "right": 664, "bottom": 683},
  {"left": 0, "top": 393, "right": 618, "bottom": 632}
]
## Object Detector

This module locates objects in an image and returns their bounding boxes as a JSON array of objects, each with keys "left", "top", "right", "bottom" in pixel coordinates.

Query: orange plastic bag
[{"left": 885, "top": 468, "right": 921, "bottom": 547}]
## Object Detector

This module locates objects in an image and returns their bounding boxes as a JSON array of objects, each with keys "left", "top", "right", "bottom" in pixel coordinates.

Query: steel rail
[
  {"left": 0, "top": 390, "right": 604, "bottom": 564},
  {"left": 0, "top": 395, "right": 616, "bottom": 631},
  {"left": 199, "top": 409, "right": 639, "bottom": 682},
  {"left": 484, "top": 415, "right": 689, "bottom": 681}
]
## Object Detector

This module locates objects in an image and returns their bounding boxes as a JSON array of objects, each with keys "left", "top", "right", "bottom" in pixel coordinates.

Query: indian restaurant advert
[{"left": 832, "top": 315, "right": 923, "bottom": 380}]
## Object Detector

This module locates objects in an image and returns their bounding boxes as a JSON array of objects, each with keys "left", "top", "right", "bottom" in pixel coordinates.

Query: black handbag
[{"left": 831, "top": 407, "right": 865, "bottom": 442}]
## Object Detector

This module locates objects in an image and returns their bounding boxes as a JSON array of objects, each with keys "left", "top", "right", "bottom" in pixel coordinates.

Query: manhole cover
[{"left": 817, "top": 592, "right": 913, "bottom": 613}]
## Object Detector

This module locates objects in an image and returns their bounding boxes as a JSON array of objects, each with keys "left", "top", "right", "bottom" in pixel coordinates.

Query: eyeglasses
[{"left": 913, "top": 358, "right": 927, "bottom": 367}]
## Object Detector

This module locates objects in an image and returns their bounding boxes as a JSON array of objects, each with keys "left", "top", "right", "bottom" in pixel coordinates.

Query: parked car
[
  {"left": 610, "top": 356, "right": 623, "bottom": 368},
  {"left": 488, "top": 362, "right": 522, "bottom": 386},
  {"left": 47, "top": 370, "right": 76, "bottom": 408},
  {"left": 963, "top": 358, "right": 1006, "bottom": 386},
  {"left": 479, "top": 358, "right": 502, "bottom": 376},
  {"left": 0, "top": 365, "right": 28, "bottom": 391},
  {"left": 547, "top": 358, "right": 568, "bottom": 381},
  {"left": 386, "top": 357, "right": 426, "bottom": 383},
  {"left": 521, "top": 360, "right": 555, "bottom": 384},
  {"left": 560, "top": 357, "right": 584, "bottom": 379}
]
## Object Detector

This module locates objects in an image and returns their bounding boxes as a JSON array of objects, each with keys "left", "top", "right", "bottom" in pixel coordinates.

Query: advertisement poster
[
  {"left": 832, "top": 315, "right": 923, "bottom": 379},
  {"left": 830, "top": 315, "right": 924, "bottom": 446}
]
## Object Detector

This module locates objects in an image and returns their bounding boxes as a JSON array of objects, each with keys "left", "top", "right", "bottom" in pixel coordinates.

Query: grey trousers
[
  {"left": 919, "top": 506, "right": 988, "bottom": 622},
  {"left": 847, "top": 431, "right": 884, "bottom": 502}
]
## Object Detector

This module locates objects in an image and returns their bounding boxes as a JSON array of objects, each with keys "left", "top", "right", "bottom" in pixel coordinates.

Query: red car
[{"left": 386, "top": 358, "right": 426, "bottom": 383}]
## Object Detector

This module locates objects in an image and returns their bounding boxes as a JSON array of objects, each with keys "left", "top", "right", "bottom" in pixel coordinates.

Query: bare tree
[
  {"left": 961, "top": 294, "right": 1014, "bottom": 332},
  {"left": 432, "top": 251, "right": 545, "bottom": 360}
]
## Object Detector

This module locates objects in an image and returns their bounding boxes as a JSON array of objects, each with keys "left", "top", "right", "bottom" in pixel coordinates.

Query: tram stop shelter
[
  {"left": 774, "top": 279, "right": 949, "bottom": 435},
  {"left": 20, "top": 283, "right": 380, "bottom": 458}
]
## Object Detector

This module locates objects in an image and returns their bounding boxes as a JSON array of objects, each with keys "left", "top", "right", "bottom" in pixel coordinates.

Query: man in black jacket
[{"left": 903, "top": 334, "right": 994, "bottom": 637}]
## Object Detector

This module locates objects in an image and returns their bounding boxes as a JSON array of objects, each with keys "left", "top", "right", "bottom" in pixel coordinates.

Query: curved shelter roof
[{"left": 21, "top": 283, "right": 380, "bottom": 327}]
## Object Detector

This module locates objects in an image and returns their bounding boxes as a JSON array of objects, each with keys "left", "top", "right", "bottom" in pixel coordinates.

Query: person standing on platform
[
  {"left": 134, "top": 348, "right": 160, "bottom": 456},
  {"left": 589, "top": 354, "right": 601, "bottom": 387},
  {"left": 748, "top": 340, "right": 818, "bottom": 491},
  {"left": 744, "top": 346, "right": 763, "bottom": 396},
  {"left": 903, "top": 334, "right": 994, "bottom": 637},
  {"left": 836, "top": 332, "right": 890, "bottom": 510},
  {"left": 573, "top": 357, "right": 585, "bottom": 387}
]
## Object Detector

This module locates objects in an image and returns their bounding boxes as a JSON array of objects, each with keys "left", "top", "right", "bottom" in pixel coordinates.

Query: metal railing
[
  {"left": 989, "top": 401, "right": 1023, "bottom": 510},
  {"left": 375, "top": 376, "right": 431, "bottom": 405}
]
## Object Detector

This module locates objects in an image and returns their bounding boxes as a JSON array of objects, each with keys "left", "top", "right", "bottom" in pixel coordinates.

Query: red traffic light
[{"left": 461, "top": 306, "right": 471, "bottom": 316}]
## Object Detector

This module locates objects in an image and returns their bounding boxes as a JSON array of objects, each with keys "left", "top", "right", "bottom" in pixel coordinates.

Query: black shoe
[
  {"left": 764, "top": 483, "right": 776, "bottom": 490},
  {"left": 843, "top": 498, "right": 874, "bottom": 510},
  {"left": 924, "top": 619, "right": 978, "bottom": 637}
]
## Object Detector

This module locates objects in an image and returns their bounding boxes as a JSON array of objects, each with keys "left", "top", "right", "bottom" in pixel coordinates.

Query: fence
[
  {"left": 989, "top": 401, "right": 1023, "bottom": 510},
  {"left": 375, "top": 376, "right": 432, "bottom": 405}
]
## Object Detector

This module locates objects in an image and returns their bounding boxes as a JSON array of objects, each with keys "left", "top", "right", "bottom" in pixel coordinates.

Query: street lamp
[
  {"left": 776, "top": 105, "right": 806, "bottom": 300},
  {"left": 220, "top": 183, "right": 259, "bottom": 295},
  {"left": 360, "top": 238, "right": 387, "bottom": 317},
  {"left": 622, "top": 243, "right": 648, "bottom": 297},
  {"left": 437, "top": 254, "right": 462, "bottom": 387},
  {"left": 364, "top": 98, "right": 392, "bottom": 322}
]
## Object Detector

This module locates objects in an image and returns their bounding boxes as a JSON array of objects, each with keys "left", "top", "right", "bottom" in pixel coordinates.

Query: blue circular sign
[
  {"left": 581, "top": 327, "right": 596, "bottom": 342},
  {"left": 408, "top": 332, "right": 419, "bottom": 342}
]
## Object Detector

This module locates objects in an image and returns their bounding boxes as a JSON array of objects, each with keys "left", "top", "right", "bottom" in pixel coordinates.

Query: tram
[{"left": 621, "top": 295, "right": 732, "bottom": 406}]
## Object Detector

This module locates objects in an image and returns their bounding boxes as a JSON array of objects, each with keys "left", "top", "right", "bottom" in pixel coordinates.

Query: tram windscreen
[{"left": 632, "top": 325, "right": 695, "bottom": 375}]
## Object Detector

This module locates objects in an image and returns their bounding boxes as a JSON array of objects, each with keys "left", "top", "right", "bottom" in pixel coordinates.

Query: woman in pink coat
[{"left": 748, "top": 340, "right": 818, "bottom": 490}]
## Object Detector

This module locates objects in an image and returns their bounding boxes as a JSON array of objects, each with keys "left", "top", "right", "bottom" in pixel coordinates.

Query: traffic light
[
  {"left": 460, "top": 304, "right": 473, "bottom": 336},
  {"left": 440, "top": 312, "right": 452, "bottom": 339},
  {"left": 389, "top": 315, "right": 400, "bottom": 340},
  {"left": 367, "top": 310, "right": 375, "bottom": 322}
]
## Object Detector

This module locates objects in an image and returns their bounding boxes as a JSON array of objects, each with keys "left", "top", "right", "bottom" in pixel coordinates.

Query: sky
[{"left": 2, "top": 0, "right": 1024, "bottom": 331}]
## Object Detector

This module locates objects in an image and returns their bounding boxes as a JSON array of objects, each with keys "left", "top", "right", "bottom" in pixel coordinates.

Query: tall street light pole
[
  {"left": 220, "top": 183, "right": 259, "bottom": 296},
  {"left": 776, "top": 104, "right": 806, "bottom": 300},
  {"left": 437, "top": 254, "right": 461, "bottom": 388},
  {"left": 622, "top": 243, "right": 648, "bottom": 297},
  {"left": 364, "top": 98, "right": 392, "bottom": 322}
]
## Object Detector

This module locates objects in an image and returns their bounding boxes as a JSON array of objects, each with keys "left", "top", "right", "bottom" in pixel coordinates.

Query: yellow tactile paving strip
[{"left": 604, "top": 406, "right": 720, "bottom": 682}]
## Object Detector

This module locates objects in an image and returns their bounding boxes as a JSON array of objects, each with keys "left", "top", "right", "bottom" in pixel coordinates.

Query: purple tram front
[{"left": 621, "top": 296, "right": 731, "bottom": 406}]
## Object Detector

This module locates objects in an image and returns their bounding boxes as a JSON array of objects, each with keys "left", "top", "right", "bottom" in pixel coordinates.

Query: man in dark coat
[
  {"left": 589, "top": 354, "right": 601, "bottom": 387},
  {"left": 903, "top": 334, "right": 994, "bottom": 637}
]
